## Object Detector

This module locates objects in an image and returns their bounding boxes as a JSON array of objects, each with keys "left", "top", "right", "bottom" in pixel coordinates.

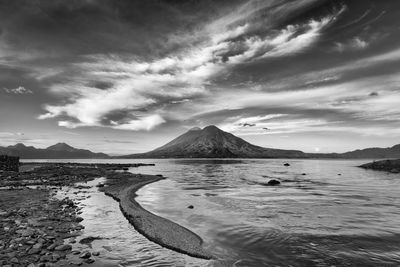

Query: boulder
[{"left": 267, "top": 179, "right": 281, "bottom": 186}]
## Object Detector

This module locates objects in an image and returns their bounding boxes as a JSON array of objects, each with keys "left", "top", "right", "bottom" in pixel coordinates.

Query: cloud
[
  {"left": 0, "top": 132, "right": 24, "bottom": 137},
  {"left": 334, "top": 37, "right": 369, "bottom": 52},
  {"left": 58, "top": 114, "right": 165, "bottom": 131},
  {"left": 111, "top": 115, "right": 166, "bottom": 131},
  {"left": 38, "top": 1, "right": 341, "bottom": 131},
  {"left": 3, "top": 86, "right": 33, "bottom": 94}
]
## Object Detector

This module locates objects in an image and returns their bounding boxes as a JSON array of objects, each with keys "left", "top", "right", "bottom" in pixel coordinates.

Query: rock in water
[{"left": 267, "top": 179, "right": 281, "bottom": 186}]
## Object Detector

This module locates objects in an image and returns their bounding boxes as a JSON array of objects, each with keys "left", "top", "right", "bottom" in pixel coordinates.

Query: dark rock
[
  {"left": 79, "top": 236, "right": 102, "bottom": 245},
  {"left": 92, "top": 251, "right": 100, "bottom": 256},
  {"left": 267, "top": 179, "right": 281, "bottom": 186},
  {"left": 54, "top": 244, "right": 72, "bottom": 251},
  {"left": 47, "top": 243, "right": 57, "bottom": 251},
  {"left": 187, "top": 205, "right": 194, "bottom": 209},
  {"left": 301, "top": 173, "right": 306, "bottom": 175},
  {"left": 284, "top": 163, "right": 290, "bottom": 167}
]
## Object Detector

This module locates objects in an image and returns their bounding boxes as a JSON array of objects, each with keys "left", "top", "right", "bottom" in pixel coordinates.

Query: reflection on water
[
  {"left": 56, "top": 177, "right": 207, "bottom": 267},
  {"left": 135, "top": 159, "right": 400, "bottom": 267},
  {"left": 31, "top": 159, "right": 400, "bottom": 266}
]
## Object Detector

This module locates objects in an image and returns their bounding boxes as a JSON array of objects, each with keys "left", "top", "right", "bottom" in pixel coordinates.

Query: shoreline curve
[{"left": 101, "top": 172, "right": 213, "bottom": 260}]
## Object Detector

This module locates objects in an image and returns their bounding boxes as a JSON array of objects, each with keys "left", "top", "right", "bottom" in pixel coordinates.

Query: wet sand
[{"left": 101, "top": 172, "right": 213, "bottom": 260}]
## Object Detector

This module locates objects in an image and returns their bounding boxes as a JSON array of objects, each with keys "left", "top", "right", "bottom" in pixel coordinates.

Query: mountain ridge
[
  {"left": 0, "top": 143, "right": 109, "bottom": 159},
  {"left": 1, "top": 126, "right": 400, "bottom": 159}
]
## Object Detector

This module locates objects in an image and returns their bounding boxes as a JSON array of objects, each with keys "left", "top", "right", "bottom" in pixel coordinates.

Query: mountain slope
[
  {"left": 46, "top": 142, "right": 77, "bottom": 152},
  {"left": 0, "top": 143, "right": 109, "bottom": 159},
  {"left": 122, "top": 125, "right": 306, "bottom": 158}
]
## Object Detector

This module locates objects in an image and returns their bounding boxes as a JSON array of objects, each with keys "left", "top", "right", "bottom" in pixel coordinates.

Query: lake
[{"left": 26, "top": 159, "right": 400, "bottom": 266}]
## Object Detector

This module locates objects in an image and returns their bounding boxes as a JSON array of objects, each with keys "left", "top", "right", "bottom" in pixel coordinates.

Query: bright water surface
[{"left": 26, "top": 159, "right": 400, "bottom": 266}]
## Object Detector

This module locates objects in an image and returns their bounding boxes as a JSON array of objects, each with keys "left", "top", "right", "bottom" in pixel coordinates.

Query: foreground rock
[
  {"left": 101, "top": 172, "right": 213, "bottom": 260},
  {"left": 0, "top": 189, "right": 82, "bottom": 266},
  {"left": 0, "top": 162, "right": 153, "bottom": 266},
  {"left": 359, "top": 159, "right": 400, "bottom": 173}
]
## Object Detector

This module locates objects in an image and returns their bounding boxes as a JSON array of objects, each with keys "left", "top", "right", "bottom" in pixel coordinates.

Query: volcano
[{"left": 123, "top": 125, "right": 306, "bottom": 158}]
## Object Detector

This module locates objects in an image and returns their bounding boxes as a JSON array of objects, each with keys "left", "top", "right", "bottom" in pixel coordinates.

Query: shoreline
[
  {"left": 0, "top": 163, "right": 160, "bottom": 266},
  {"left": 0, "top": 162, "right": 213, "bottom": 265},
  {"left": 101, "top": 172, "right": 213, "bottom": 260}
]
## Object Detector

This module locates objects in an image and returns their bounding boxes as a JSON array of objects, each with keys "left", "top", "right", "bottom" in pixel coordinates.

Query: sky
[{"left": 0, "top": 0, "right": 400, "bottom": 154}]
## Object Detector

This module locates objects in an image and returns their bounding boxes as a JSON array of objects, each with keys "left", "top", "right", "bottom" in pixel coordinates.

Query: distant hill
[
  {"left": 121, "top": 125, "right": 306, "bottom": 158},
  {"left": 0, "top": 143, "right": 109, "bottom": 159},
  {"left": 340, "top": 144, "right": 400, "bottom": 159},
  {"left": 308, "top": 144, "right": 400, "bottom": 159}
]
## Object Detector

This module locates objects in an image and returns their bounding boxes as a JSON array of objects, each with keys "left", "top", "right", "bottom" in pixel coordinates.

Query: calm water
[{"left": 27, "top": 159, "right": 400, "bottom": 266}]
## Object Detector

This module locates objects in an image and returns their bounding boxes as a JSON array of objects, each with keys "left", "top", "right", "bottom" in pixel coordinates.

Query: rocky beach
[{"left": 0, "top": 162, "right": 177, "bottom": 267}]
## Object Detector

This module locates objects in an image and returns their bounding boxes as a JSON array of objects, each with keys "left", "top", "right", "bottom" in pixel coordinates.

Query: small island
[{"left": 359, "top": 159, "right": 400, "bottom": 173}]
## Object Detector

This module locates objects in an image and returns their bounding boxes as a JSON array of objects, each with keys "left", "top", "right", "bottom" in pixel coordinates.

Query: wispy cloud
[
  {"left": 3, "top": 86, "right": 32, "bottom": 94},
  {"left": 334, "top": 37, "right": 369, "bottom": 52},
  {"left": 38, "top": 1, "right": 342, "bottom": 131}
]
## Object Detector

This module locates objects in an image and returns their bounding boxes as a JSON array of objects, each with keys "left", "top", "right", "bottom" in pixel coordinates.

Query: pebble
[
  {"left": 47, "top": 243, "right": 57, "bottom": 250},
  {"left": 79, "top": 251, "right": 91, "bottom": 259},
  {"left": 54, "top": 244, "right": 72, "bottom": 251},
  {"left": 28, "top": 247, "right": 41, "bottom": 254},
  {"left": 85, "top": 258, "right": 95, "bottom": 264}
]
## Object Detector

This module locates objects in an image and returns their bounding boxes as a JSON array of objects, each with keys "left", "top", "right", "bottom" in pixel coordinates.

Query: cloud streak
[
  {"left": 3, "top": 86, "right": 33, "bottom": 94},
  {"left": 38, "top": 1, "right": 342, "bottom": 131}
]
